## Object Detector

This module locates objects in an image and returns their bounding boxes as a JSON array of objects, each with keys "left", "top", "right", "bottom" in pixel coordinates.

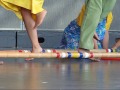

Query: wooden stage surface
[{"left": 0, "top": 58, "right": 120, "bottom": 89}]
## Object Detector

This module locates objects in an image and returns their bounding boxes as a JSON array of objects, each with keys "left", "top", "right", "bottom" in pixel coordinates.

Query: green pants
[{"left": 79, "top": 0, "right": 116, "bottom": 49}]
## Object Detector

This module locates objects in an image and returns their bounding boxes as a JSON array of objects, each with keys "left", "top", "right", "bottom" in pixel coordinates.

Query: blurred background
[{"left": 0, "top": 0, "right": 120, "bottom": 49}]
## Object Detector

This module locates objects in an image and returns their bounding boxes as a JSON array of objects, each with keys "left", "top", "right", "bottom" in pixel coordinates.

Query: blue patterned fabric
[{"left": 58, "top": 19, "right": 106, "bottom": 49}]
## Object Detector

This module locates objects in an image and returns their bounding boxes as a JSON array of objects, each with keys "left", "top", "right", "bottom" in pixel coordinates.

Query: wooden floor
[{"left": 0, "top": 58, "right": 120, "bottom": 89}]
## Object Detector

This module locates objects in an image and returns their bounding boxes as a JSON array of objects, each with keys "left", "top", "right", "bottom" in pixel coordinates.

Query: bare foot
[
  {"left": 32, "top": 47, "right": 43, "bottom": 53},
  {"left": 90, "top": 58, "right": 101, "bottom": 62},
  {"left": 34, "top": 10, "right": 47, "bottom": 28},
  {"left": 25, "top": 47, "right": 43, "bottom": 61},
  {"left": 78, "top": 48, "right": 100, "bottom": 62}
]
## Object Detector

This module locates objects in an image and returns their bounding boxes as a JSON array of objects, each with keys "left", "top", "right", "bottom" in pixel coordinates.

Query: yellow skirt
[{"left": 0, "top": 0, "right": 44, "bottom": 19}]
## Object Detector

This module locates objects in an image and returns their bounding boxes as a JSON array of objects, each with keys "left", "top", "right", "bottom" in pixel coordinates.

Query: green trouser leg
[
  {"left": 100, "top": 0, "right": 116, "bottom": 21},
  {"left": 79, "top": 0, "right": 116, "bottom": 50},
  {"left": 79, "top": 0, "right": 102, "bottom": 50}
]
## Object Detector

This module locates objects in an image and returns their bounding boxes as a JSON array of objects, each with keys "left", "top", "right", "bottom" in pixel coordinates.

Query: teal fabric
[{"left": 58, "top": 19, "right": 106, "bottom": 49}]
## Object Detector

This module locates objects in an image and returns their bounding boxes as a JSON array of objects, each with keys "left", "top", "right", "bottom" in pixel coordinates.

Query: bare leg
[
  {"left": 93, "top": 39, "right": 98, "bottom": 49},
  {"left": 102, "top": 30, "right": 109, "bottom": 49},
  {"left": 112, "top": 40, "right": 120, "bottom": 49},
  {"left": 34, "top": 9, "right": 47, "bottom": 28},
  {"left": 20, "top": 7, "right": 42, "bottom": 53}
]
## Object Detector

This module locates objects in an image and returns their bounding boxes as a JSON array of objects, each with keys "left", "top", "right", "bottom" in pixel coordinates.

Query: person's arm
[{"left": 112, "top": 40, "right": 120, "bottom": 49}]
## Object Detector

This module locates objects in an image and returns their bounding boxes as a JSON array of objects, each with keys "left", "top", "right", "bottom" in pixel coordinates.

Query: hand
[{"left": 93, "top": 32, "right": 100, "bottom": 41}]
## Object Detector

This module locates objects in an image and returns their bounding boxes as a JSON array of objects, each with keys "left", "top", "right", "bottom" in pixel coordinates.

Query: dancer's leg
[
  {"left": 34, "top": 9, "right": 47, "bottom": 28},
  {"left": 20, "top": 7, "right": 42, "bottom": 53},
  {"left": 112, "top": 40, "right": 120, "bottom": 49},
  {"left": 102, "top": 30, "right": 109, "bottom": 49}
]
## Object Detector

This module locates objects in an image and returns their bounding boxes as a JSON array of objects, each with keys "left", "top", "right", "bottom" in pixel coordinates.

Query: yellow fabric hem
[{"left": 0, "top": 0, "right": 44, "bottom": 20}]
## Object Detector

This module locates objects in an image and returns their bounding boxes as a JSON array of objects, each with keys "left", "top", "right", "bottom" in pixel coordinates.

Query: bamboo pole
[
  {"left": 35, "top": 49, "right": 119, "bottom": 53},
  {"left": 0, "top": 50, "right": 30, "bottom": 53},
  {"left": 0, "top": 52, "right": 57, "bottom": 58},
  {"left": 0, "top": 48, "right": 119, "bottom": 53},
  {"left": 0, "top": 52, "right": 120, "bottom": 58}
]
